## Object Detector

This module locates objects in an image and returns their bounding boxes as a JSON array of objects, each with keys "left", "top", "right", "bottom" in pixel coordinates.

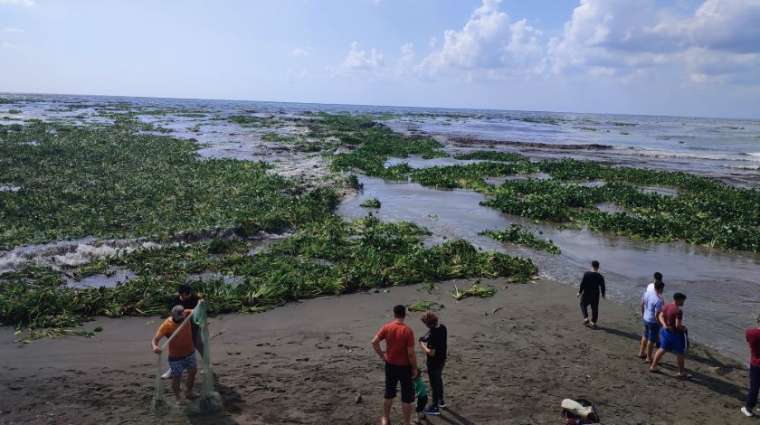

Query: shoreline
[{"left": 0, "top": 278, "right": 749, "bottom": 424}]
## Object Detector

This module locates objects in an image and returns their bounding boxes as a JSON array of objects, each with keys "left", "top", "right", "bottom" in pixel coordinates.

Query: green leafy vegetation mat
[
  {"left": 322, "top": 114, "right": 759, "bottom": 254},
  {"left": 0, "top": 217, "right": 536, "bottom": 330},
  {"left": 0, "top": 117, "right": 537, "bottom": 334},
  {"left": 481, "top": 224, "right": 561, "bottom": 254},
  {"left": 0, "top": 121, "right": 335, "bottom": 249}
]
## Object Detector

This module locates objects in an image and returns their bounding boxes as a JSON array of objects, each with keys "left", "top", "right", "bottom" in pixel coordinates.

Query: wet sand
[{"left": 0, "top": 279, "right": 751, "bottom": 425}]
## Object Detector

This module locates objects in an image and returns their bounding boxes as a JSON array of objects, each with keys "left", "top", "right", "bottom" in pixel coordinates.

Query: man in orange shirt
[
  {"left": 372, "top": 305, "right": 418, "bottom": 425},
  {"left": 152, "top": 305, "right": 198, "bottom": 401}
]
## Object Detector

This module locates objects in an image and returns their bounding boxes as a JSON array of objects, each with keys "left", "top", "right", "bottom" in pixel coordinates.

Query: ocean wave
[{"left": 624, "top": 147, "right": 760, "bottom": 163}]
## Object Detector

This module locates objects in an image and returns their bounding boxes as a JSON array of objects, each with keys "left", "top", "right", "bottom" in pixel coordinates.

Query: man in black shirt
[
  {"left": 162, "top": 284, "right": 204, "bottom": 378},
  {"left": 577, "top": 260, "right": 606, "bottom": 328},
  {"left": 171, "top": 284, "right": 200, "bottom": 310},
  {"left": 420, "top": 312, "right": 447, "bottom": 415}
]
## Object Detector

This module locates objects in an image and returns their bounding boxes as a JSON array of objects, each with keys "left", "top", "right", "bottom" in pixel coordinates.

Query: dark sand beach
[{"left": 0, "top": 279, "right": 750, "bottom": 425}]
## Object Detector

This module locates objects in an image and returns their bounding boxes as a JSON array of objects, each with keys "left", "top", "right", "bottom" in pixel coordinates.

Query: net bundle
[{"left": 152, "top": 301, "right": 222, "bottom": 415}]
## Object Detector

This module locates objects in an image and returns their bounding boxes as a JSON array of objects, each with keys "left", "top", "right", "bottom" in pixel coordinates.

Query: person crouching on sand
[
  {"left": 649, "top": 292, "right": 689, "bottom": 379},
  {"left": 419, "top": 311, "right": 447, "bottom": 415},
  {"left": 372, "top": 305, "right": 418, "bottom": 425},
  {"left": 741, "top": 313, "right": 760, "bottom": 417},
  {"left": 577, "top": 260, "right": 606, "bottom": 328},
  {"left": 639, "top": 275, "right": 664, "bottom": 362},
  {"left": 412, "top": 367, "right": 429, "bottom": 424},
  {"left": 152, "top": 305, "right": 198, "bottom": 402}
]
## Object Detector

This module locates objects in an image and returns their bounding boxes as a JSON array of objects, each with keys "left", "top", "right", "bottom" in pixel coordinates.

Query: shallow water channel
[{"left": 338, "top": 176, "right": 760, "bottom": 363}]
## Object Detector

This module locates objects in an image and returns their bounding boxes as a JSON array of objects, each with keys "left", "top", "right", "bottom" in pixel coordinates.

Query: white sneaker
[
  {"left": 741, "top": 407, "right": 754, "bottom": 417},
  {"left": 161, "top": 368, "right": 172, "bottom": 379}
]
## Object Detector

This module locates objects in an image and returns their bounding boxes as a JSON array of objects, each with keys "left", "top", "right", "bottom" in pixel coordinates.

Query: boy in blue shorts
[{"left": 650, "top": 292, "right": 688, "bottom": 379}]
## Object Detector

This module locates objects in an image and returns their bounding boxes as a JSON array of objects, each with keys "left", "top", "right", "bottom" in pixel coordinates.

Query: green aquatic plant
[
  {"left": 481, "top": 224, "right": 561, "bottom": 254},
  {"left": 454, "top": 151, "right": 529, "bottom": 162},
  {"left": 321, "top": 114, "right": 446, "bottom": 177},
  {"left": 408, "top": 300, "right": 444, "bottom": 312},
  {"left": 0, "top": 121, "right": 337, "bottom": 248},
  {"left": 262, "top": 132, "right": 299, "bottom": 143},
  {"left": 452, "top": 281, "right": 496, "bottom": 300},
  {"left": 360, "top": 198, "right": 382, "bottom": 208},
  {"left": 0, "top": 216, "right": 538, "bottom": 331}
]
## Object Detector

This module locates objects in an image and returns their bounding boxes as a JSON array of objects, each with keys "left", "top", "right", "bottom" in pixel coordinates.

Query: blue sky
[{"left": 1, "top": 0, "right": 759, "bottom": 118}]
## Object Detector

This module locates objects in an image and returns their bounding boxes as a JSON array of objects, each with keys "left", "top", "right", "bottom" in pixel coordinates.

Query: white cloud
[
  {"left": 0, "top": 0, "right": 36, "bottom": 6},
  {"left": 3, "top": 27, "right": 24, "bottom": 33},
  {"left": 291, "top": 47, "right": 309, "bottom": 57},
  {"left": 547, "top": 0, "right": 760, "bottom": 83},
  {"left": 342, "top": 41, "right": 384, "bottom": 70},
  {"left": 419, "top": 0, "right": 545, "bottom": 77}
]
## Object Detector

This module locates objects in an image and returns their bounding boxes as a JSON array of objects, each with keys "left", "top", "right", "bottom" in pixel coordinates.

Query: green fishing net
[{"left": 152, "top": 301, "right": 222, "bottom": 415}]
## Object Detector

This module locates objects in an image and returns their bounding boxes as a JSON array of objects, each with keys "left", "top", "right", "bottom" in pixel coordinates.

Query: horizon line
[{"left": 1, "top": 90, "right": 757, "bottom": 122}]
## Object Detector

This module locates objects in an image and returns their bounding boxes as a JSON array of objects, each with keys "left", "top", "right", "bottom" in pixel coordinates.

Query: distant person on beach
[
  {"left": 412, "top": 368, "right": 429, "bottom": 424},
  {"left": 639, "top": 274, "right": 665, "bottom": 362},
  {"left": 419, "top": 311, "right": 447, "bottom": 416},
  {"left": 152, "top": 305, "right": 198, "bottom": 402},
  {"left": 741, "top": 314, "right": 760, "bottom": 417},
  {"left": 162, "top": 284, "right": 204, "bottom": 379},
  {"left": 372, "top": 305, "right": 418, "bottom": 425},
  {"left": 577, "top": 260, "right": 605, "bottom": 328},
  {"left": 649, "top": 292, "right": 689, "bottom": 378}
]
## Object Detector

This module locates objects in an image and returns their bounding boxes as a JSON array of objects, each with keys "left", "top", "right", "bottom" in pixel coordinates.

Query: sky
[{"left": 1, "top": 0, "right": 760, "bottom": 118}]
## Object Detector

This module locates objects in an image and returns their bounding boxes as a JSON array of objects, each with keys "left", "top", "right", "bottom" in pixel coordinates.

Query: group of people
[
  {"left": 150, "top": 265, "right": 760, "bottom": 422},
  {"left": 372, "top": 305, "right": 447, "bottom": 425},
  {"left": 578, "top": 260, "right": 759, "bottom": 418}
]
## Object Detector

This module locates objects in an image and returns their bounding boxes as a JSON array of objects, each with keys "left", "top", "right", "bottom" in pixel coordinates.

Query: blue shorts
[
  {"left": 169, "top": 353, "right": 197, "bottom": 377},
  {"left": 659, "top": 329, "right": 686, "bottom": 355},
  {"left": 642, "top": 320, "right": 660, "bottom": 342}
]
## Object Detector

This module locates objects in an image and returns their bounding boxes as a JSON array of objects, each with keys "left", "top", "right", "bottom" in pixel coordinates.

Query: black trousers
[
  {"left": 580, "top": 297, "right": 599, "bottom": 323},
  {"left": 748, "top": 365, "right": 760, "bottom": 410},
  {"left": 428, "top": 362, "right": 445, "bottom": 406},
  {"left": 416, "top": 394, "right": 428, "bottom": 413}
]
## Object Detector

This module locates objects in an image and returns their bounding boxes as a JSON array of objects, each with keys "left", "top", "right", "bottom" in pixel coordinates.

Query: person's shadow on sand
[
  {"left": 596, "top": 325, "right": 748, "bottom": 404},
  {"left": 432, "top": 408, "right": 476, "bottom": 425}
]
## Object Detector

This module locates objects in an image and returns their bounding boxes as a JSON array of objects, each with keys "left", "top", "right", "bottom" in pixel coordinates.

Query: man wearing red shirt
[
  {"left": 649, "top": 292, "right": 688, "bottom": 379},
  {"left": 372, "top": 305, "right": 418, "bottom": 425},
  {"left": 741, "top": 314, "right": 760, "bottom": 417}
]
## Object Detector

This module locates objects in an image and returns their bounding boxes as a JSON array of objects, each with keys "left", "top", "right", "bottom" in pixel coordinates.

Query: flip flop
[
  {"left": 676, "top": 374, "right": 692, "bottom": 380},
  {"left": 648, "top": 368, "right": 661, "bottom": 374}
]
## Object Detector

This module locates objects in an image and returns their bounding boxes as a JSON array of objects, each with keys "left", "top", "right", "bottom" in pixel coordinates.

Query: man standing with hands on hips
[{"left": 372, "top": 305, "right": 418, "bottom": 425}]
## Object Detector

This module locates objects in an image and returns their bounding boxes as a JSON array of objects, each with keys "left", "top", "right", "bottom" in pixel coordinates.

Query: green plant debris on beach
[
  {"left": 325, "top": 114, "right": 447, "bottom": 177},
  {"left": 481, "top": 224, "right": 561, "bottom": 254},
  {"left": 228, "top": 114, "right": 282, "bottom": 128},
  {"left": 319, "top": 117, "right": 760, "bottom": 253},
  {"left": 408, "top": 300, "right": 444, "bottom": 312},
  {"left": 452, "top": 281, "right": 496, "bottom": 300},
  {"left": 360, "top": 198, "right": 381, "bottom": 208},
  {"left": 0, "top": 121, "right": 337, "bottom": 249},
  {"left": 0, "top": 216, "right": 537, "bottom": 331},
  {"left": 483, "top": 160, "right": 760, "bottom": 252}
]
